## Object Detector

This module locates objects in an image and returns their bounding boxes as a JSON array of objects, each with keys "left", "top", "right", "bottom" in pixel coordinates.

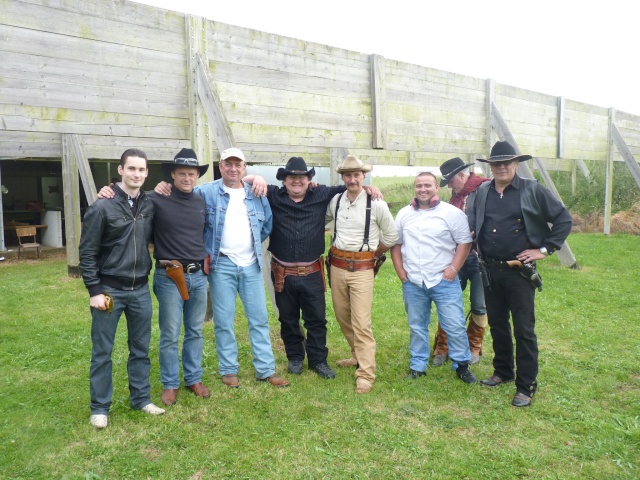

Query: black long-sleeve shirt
[
  {"left": 266, "top": 184, "right": 345, "bottom": 262},
  {"left": 149, "top": 189, "right": 206, "bottom": 263}
]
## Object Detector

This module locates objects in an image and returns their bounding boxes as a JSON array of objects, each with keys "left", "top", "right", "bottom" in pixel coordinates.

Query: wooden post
[
  {"left": 484, "top": 79, "right": 495, "bottom": 177},
  {"left": 370, "top": 54, "right": 386, "bottom": 149},
  {"left": 0, "top": 163, "right": 4, "bottom": 252},
  {"left": 611, "top": 124, "right": 640, "bottom": 187},
  {"left": 491, "top": 103, "right": 578, "bottom": 268},
  {"left": 186, "top": 15, "right": 214, "bottom": 182},
  {"left": 62, "top": 135, "right": 82, "bottom": 277},
  {"left": 557, "top": 96, "right": 565, "bottom": 159},
  {"left": 71, "top": 135, "right": 97, "bottom": 206},
  {"left": 577, "top": 159, "right": 590, "bottom": 180},
  {"left": 604, "top": 108, "right": 615, "bottom": 235},
  {"left": 571, "top": 160, "right": 577, "bottom": 196}
]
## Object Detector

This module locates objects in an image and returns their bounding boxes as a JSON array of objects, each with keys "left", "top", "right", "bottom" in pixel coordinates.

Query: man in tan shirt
[{"left": 325, "top": 155, "right": 399, "bottom": 394}]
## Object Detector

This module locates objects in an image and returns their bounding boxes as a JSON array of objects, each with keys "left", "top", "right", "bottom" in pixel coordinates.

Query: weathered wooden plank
[
  {"left": 615, "top": 110, "right": 640, "bottom": 124},
  {"left": 385, "top": 135, "right": 486, "bottom": 154},
  {"left": 486, "top": 78, "right": 495, "bottom": 150},
  {"left": 1, "top": 84, "right": 188, "bottom": 119},
  {"left": 195, "top": 52, "right": 235, "bottom": 151},
  {"left": 207, "top": 42, "right": 370, "bottom": 83},
  {"left": 3, "top": 0, "right": 185, "bottom": 55},
  {"left": 604, "top": 108, "right": 615, "bottom": 234},
  {"left": 370, "top": 54, "right": 386, "bottom": 149},
  {"left": 222, "top": 102, "right": 370, "bottom": 132},
  {"left": 16, "top": 0, "right": 186, "bottom": 31},
  {"left": 215, "top": 82, "right": 372, "bottom": 115},
  {"left": 229, "top": 123, "right": 372, "bottom": 149},
  {"left": 496, "top": 84, "right": 557, "bottom": 106},
  {"left": 0, "top": 24, "right": 186, "bottom": 74},
  {"left": 383, "top": 58, "right": 485, "bottom": 91},
  {"left": 0, "top": 108, "right": 188, "bottom": 138},
  {"left": 557, "top": 96, "right": 565, "bottom": 158},
  {"left": 2, "top": 51, "right": 187, "bottom": 94},
  {"left": 612, "top": 124, "right": 640, "bottom": 187},
  {"left": 208, "top": 21, "right": 370, "bottom": 67},
  {"left": 386, "top": 80, "right": 486, "bottom": 106},
  {"left": 564, "top": 99, "right": 609, "bottom": 116},
  {"left": 207, "top": 61, "right": 370, "bottom": 97},
  {"left": 61, "top": 134, "right": 81, "bottom": 274},
  {"left": 386, "top": 105, "right": 486, "bottom": 129},
  {"left": 386, "top": 92, "right": 485, "bottom": 116},
  {"left": 386, "top": 121, "right": 485, "bottom": 141},
  {"left": 495, "top": 97, "right": 558, "bottom": 126},
  {"left": 69, "top": 134, "right": 97, "bottom": 205}
]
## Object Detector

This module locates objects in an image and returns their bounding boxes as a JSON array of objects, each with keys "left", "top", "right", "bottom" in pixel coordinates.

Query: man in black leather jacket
[
  {"left": 468, "top": 141, "right": 572, "bottom": 408},
  {"left": 79, "top": 148, "right": 164, "bottom": 429}
]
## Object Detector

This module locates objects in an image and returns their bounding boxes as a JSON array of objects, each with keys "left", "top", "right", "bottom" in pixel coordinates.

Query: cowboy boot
[
  {"left": 467, "top": 313, "right": 487, "bottom": 364},
  {"left": 432, "top": 323, "right": 448, "bottom": 366}
]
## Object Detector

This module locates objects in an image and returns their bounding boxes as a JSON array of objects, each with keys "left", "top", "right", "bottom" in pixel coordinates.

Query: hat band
[{"left": 174, "top": 157, "right": 199, "bottom": 166}]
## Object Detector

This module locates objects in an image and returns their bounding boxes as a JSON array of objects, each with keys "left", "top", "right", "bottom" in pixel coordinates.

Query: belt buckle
[
  {"left": 297, "top": 266, "right": 308, "bottom": 276},
  {"left": 346, "top": 260, "right": 356, "bottom": 272},
  {"left": 185, "top": 263, "right": 197, "bottom": 274}
]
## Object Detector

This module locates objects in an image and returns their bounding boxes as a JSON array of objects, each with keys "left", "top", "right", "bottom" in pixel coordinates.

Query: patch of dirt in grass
[
  {"left": 142, "top": 446, "right": 161, "bottom": 461},
  {"left": 571, "top": 202, "right": 640, "bottom": 234}
]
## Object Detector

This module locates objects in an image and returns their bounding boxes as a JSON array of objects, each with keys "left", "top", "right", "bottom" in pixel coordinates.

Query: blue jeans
[
  {"left": 209, "top": 256, "right": 276, "bottom": 379},
  {"left": 402, "top": 278, "right": 471, "bottom": 372},
  {"left": 153, "top": 268, "right": 208, "bottom": 389},
  {"left": 90, "top": 285, "right": 152, "bottom": 414},
  {"left": 458, "top": 253, "right": 487, "bottom": 315}
]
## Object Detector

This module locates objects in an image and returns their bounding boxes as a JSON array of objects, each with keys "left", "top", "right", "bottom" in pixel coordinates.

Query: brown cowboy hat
[
  {"left": 336, "top": 154, "right": 373, "bottom": 173},
  {"left": 477, "top": 141, "right": 532, "bottom": 163}
]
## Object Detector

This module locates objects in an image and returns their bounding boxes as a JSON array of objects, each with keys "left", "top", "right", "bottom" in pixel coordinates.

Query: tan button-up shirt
[{"left": 325, "top": 189, "right": 398, "bottom": 252}]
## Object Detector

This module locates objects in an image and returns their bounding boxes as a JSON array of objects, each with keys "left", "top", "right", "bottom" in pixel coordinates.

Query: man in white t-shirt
[
  {"left": 390, "top": 172, "right": 478, "bottom": 384},
  {"left": 196, "top": 148, "right": 289, "bottom": 388}
]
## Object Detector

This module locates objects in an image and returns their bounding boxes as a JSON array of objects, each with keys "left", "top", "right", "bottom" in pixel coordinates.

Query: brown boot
[
  {"left": 161, "top": 388, "right": 178, "bottom": 406},
  {"left": 432, "top": 323, "right": 448, "bottom": 366},
  {"left": 467, "top": 313, "right": 487, "bottom": 364}
]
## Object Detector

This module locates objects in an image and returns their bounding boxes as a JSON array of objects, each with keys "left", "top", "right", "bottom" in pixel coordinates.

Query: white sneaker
[
  {"left": 90, "top": 414, "right": 108, "bottom": 429},
  {"left": 141, "top": 403, "right": 166, "bottom": 416}
]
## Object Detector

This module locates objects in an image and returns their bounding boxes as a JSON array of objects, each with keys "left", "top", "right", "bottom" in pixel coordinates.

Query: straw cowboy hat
[
  {"left": 276, "top": 157, "right": 316, "bottom": 181},
  {"left": 439, "top": 157, "right": 475, "bottom": 187},
  {"left": 477, "top": 141, "right": 532, "bottom": 163},
  {"left": 336, "top": 154, "right": 373, "bottom": 173},
  {"left": 162, "top": 148, "right": 209, "bottom": 176}
]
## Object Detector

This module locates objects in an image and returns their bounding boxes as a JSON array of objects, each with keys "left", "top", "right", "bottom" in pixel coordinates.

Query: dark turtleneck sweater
[{"left": 148, "top": 188, "right": 206, "bottom": 263}]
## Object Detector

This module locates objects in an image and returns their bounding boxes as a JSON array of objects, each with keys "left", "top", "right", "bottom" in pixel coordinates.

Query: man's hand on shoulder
[
  {"left": 363, "top": 185, "right": 383, "bottom": 201},
  {"left": 155, "top": 181, "right": 172, "bottom": 196},
  {"left": 243, "top": 174, "right": 268, "bottom": 197},
  {"left": 97, "top": 186, "right": 116, "bottom": 199}
]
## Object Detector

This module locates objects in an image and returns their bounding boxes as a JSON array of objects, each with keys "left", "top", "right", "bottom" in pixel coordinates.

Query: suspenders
[{"left": 332, "top": 192, "right": 372, "bottom": 252}]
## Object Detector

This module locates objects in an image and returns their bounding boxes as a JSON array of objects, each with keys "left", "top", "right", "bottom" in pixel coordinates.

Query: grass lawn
[{"left": 0, "top": 233, "right": 639, "bottom": 479}]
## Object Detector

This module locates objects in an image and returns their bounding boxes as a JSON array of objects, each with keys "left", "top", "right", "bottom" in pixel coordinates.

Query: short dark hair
[
  {"left": 416, "top": 171, "right": 437, "bottom": 184},
  {"left": 120, "top": 148, "right": 148, "bottom": 167}
]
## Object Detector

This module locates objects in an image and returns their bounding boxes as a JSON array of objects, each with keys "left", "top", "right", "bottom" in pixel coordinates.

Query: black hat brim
[
  {"left": 440, "top": 163, "right": 474, "bottom": 187},
  {"left": 276, "top": 167, "right": 316, "bottom": 181},
  {"left": 476, "top": 154, "right": 532, "bottom": 164},
  {"left": 162, "top": 162, "right": 210, "bottom": 176}
]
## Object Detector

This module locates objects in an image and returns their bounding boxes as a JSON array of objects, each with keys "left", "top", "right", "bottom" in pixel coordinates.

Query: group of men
[{"left": 79, "top": 139, "right": 571, "bottom": 429}]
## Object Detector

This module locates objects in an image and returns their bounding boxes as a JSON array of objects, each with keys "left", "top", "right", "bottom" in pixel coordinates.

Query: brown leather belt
[
  {"left": 271, "top": 259, "right": 321, "bottom": 276},
  {"left": 330, "top": 246, "right": 375, "bottom": 260},
  {"left": 329, "top": 256, "right": 375, "bottom": 272}
]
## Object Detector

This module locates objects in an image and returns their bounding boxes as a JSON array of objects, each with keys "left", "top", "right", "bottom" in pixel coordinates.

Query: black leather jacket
[
  {"left": 79, "top": 188, "right": 154, "bottom": 297},
  {"left": 468, "top": 175, "right": 572, "bottom": 254}
]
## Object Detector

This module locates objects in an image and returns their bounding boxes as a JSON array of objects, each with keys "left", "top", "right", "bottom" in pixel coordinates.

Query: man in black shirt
[
  {"left": 468, "top": 141, "right": 572, "bottom": 407},
  {"left": 246, "top": 157, "right": 380, "bottom": 379}
]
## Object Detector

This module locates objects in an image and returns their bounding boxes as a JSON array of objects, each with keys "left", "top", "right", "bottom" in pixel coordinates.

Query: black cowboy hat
[
  {"left": 161, "top": 148, "right": 209, "bottom": 176},
  {"left": 276, "top": 157, "right": 316, "bottom": 181},
  {"left": 477, "top": 141, "right": 532, "bottom": 163},
  {"left": 439, "top": 157, "right": 475, "bottom": 187}
]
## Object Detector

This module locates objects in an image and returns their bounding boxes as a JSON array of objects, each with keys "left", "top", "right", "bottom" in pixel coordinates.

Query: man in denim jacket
[{"left": 196, "top": 148, "right": 289, "bottom": 388}]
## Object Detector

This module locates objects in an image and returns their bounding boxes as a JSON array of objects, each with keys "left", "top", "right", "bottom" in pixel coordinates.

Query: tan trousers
[{"left": 329, "top": 265, "right": 376, "bottom": 382}]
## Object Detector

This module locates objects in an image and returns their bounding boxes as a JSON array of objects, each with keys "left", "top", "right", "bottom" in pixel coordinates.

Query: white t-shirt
[
  {"left": 395, "top": 201, "right": 472, "bottom": 288},
  {"left": 219, "top": 185, "right": 256, "bottom": 267}
]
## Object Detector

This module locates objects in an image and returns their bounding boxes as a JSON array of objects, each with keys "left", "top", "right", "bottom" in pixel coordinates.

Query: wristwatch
[{"left": 539, "top": 246, "right": 549, "bottom": 257}]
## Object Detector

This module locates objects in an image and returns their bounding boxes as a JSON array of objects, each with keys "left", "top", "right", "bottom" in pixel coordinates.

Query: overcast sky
[{"left": 133, "top": 0, "right": 640, "bottom": 116}]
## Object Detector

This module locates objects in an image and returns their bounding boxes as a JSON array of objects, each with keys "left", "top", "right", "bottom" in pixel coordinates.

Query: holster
[
  {"left": 325, "top": 252, "right": 332, "bottom": 288},
  {"left": 519, "top": 263, "right": 543, "bottom": 292},
  {"left": 373, "top": 253, "right": 387, "bottom": 277},
  {"left": 159, "top": 260, "right": 190, "bottom": 300},
  {"left": 271, "top": 261, "right": 286, "bottom": 293}
]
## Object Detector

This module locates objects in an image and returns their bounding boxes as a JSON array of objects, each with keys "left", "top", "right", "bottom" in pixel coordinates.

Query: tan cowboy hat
[{"left": 336, "top": 154, "right": 373, "bottom": 173}]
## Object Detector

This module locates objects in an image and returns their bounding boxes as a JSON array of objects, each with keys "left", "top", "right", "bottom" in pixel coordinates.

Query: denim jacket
[{"left": 195, "top": 179, "right": 272, "bottom": 271}]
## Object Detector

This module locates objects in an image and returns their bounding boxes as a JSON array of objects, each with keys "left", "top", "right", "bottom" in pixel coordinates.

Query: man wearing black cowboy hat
[
  {"left": 244, "top": 157, "right": 381, "bottom": 380},
  {"left": 468, "top": 140, "right": 572, "bottom": 407},
  {"left": 431, "top": 157, "right": 490, "bottom": 367},
  {"left": 97, "top": 148, "right": 213, "bottom": 405}
]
